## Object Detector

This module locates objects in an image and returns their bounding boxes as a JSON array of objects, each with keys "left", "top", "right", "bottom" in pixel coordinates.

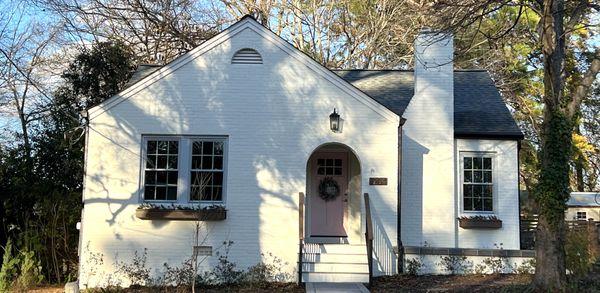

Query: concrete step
[
  {"left": 302, "top": 272, "right": 369, "bottom": 283},
  {"left": 303, "top": 244, "right": 367, "bottom": 254},
  {"left": 302, "top": 262, "right": 369, "bottom": 273},
  {"left": 302, "top": 253, "right": 367, "bottom": 263}
]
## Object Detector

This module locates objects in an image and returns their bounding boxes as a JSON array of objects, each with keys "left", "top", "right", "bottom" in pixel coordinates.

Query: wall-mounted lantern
[{"left": 329, "top": 108, "right": 340, "bottom": 132}]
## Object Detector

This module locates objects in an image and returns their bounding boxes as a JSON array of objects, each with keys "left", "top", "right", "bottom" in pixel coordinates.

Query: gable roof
[
  {"left": 334, "top": 70, "right": 524, "bottom": 139},
  {"left": 567, "top": 192, "right": 600, "bottom": 207},
  {"left": 87, "top": 15, "right": 399, "bottom": 123},
  {"left": 114, "top": 15, "right": 523, "bottom": 140}
]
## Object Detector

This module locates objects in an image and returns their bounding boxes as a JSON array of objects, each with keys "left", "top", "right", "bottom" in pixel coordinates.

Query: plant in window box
[
  {"left": 458, "top": 215, "right": 502, "bottom": 229},
  {"left": 135, "top": 203, "right": 227, "bottom": 221}
]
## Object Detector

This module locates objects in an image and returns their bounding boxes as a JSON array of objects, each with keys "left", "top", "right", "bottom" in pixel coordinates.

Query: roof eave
[{"left": 454, "top": 132, "right": 524, "bottom": 140}]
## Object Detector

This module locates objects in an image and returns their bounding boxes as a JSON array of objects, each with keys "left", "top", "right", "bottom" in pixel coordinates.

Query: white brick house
[{"left": 78, "top": 16, "right": 527, "bottom": 287}]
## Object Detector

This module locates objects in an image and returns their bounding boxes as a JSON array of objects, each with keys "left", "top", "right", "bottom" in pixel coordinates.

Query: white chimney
[
  {"left": 411, "top": 29, "right": 454, "bottom": 139},
  {"left": 414, "top": 29, "right": 454, "bottom": 109},
  {"left": 401, "top": 29, "right": 455, "bottom": 248}
]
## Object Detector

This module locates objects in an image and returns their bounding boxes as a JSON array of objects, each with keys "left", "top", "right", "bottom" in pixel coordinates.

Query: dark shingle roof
[
  {"left": 124, "top": 64, "right": 162, "bottom": 88},
  {"left": 334, "top": 69, "right": 523, "bottom": 139},
  {"left": 567, "top": 192, "right": 600, "bottom": 207},
  {"left": 123, "top": 65, "right": 523, "bottom": 140}
]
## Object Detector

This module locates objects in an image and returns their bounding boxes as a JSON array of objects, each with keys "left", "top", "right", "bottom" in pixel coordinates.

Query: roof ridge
[
  {"left": 332, "top": 69, "right": 413, "bottom": 72},
  {"left": 331, "top": 68, "right": 487, "bottom": 72}
]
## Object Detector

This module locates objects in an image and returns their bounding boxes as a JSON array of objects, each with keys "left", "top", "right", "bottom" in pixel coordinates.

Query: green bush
[
  {"left": 0, "top": 239, "right": 19, "bottom": 291},
  {"left": 438, "top": 255, "right": 473, "bottom": 274},
  {"left": 565, "top": 229, "right": 593, "bottom": 277},
  {"left": 0, "top": 239, "right": 44, "bottom": 291}
]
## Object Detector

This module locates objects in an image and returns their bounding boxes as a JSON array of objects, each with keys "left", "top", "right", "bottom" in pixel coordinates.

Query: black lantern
[{"left": 329, "top": 108, "right": 340, "bottom": 132}]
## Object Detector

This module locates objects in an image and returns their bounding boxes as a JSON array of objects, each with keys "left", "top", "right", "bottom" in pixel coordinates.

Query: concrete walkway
[{"left": 306, "top": 282, "right": 370, "bottom": 293}]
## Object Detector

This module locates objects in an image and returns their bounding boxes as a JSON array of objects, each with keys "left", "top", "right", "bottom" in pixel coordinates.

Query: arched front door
[{"left": 309, "top": 151, "right": 348, "bottom": 237}]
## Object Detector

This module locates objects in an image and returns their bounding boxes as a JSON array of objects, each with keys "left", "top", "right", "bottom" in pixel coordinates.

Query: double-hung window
[
  {"left": 462, "top": 154, "right": 494, "bottom": 212},
  {"left": 190, "top": 140, "right": 225, "bottom": 202},
  {"left": 142, "top": 136, "right": 227, "bottom": 203},
  {"left": 144, "top": 139, "right": 179, "bottom": 200},
  {"left": 576, "top": 211, "right": 587, "bottom": 221}
]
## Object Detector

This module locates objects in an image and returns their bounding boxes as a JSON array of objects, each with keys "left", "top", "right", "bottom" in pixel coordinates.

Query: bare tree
[
  {"left": 221, "top": 0, "right": 433, "bottom": 69},
  {"left": 36, "top": 0, "right": 227, "bottom": 63},
  {"left": 0, "top": 1, "right": 62, "bottom": 156}
]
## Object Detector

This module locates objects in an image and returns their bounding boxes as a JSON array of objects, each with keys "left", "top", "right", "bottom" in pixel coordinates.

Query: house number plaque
[{"left": 369, "top": 177, "right": 388, "bottom": 185}]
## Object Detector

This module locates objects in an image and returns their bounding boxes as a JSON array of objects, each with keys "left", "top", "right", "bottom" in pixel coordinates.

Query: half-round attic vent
[{"left": 231, "top": 48, "right": 263, "bottom": 64}]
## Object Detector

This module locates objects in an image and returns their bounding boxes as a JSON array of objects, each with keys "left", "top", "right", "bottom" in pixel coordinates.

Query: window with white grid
[
  {"left": 141, "top": 136, "right": 227, "bottom": 203},
  {"left": 462, "top": 155, "right": 494, "bottom": 212},
  {"left": 190, "top": 140, "right": 225, "bottom": 202},
  {"left": 143, "top": 139, "right": 179, "bottom": 201}
]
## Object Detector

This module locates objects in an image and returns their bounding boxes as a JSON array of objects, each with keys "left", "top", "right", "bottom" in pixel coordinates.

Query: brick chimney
[{"left": 401, "top": 29, "right": 456, "bottom": 248}]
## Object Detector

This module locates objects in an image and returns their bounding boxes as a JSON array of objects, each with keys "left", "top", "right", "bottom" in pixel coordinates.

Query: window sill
[
  {"left": 458, "top": 218, "right": 502, "bottom": 229},
  {"left": 135, "top": 208, "right": 226, "bottom": 221}
]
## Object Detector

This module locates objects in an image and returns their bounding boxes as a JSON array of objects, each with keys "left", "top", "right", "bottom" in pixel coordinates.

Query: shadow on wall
[
  {"left": 401, "top": 135, "right": 429, "bottom": 246},
  {"left": 82, "top": 28, "right": 402, "bottom": 286}
]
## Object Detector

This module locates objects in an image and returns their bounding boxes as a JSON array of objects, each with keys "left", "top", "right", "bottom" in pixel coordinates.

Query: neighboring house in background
[
  {"left": 566, "top": 192, "right": 600, "bottom": 221},
  {"left": 78, "top": 16, "right": 531, "bottom": 287}
]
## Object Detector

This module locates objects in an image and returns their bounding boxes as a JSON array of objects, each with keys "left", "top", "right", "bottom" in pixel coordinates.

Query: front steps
[{"left": 301, "top": 243, "right": 369, "bottom": 283}]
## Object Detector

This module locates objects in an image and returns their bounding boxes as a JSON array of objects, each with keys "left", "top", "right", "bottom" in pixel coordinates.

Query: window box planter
[
  {"left": 136, "top": 206, "right": 226, "bottom": 221},
  {"left": 458, "top": 216, "right": 502, "bottom": 229}
]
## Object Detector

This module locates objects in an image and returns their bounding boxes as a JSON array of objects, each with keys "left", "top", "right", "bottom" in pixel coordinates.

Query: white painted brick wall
[
  {"left": 79, "top": 24, "right": 399, "bottom": 288},
  {"left": 401, "top": 32, "right": 455, "bottom": 248},
  {"left": 455, "top": 139, "right": 520, "bottom": 250},
  {"left": 404, "top": 253, "right": 534, "bottom": 275}
]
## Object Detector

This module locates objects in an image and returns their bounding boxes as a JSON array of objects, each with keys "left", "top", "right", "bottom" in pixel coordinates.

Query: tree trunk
[
  {"left": 534, "top": 216, "right": 567, "bottom": 289},
  {"left": 533, "top": 0, "right": 570, "bottom": 290},
  {"left": 575, "top": 157, "right": 585, "bottom": 192},
  {"left": 533, "top": 110, "right": 571, "bottom": 290}
]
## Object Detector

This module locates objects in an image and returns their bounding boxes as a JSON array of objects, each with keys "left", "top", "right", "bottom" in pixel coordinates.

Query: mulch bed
[
  {"left": 370, "top": 274, "right": 533, "bottom": 292},
  {"left": 81, "top": 283, "right": 305, "bottom": 292},
  {"left": 29, "top": 272, "right": 600, "bottom": 292}
]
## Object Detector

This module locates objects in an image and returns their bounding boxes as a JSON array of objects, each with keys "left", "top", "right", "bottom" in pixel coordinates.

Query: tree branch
[{"left": 567, "top": 49, "right": 600, "bottom": 118}]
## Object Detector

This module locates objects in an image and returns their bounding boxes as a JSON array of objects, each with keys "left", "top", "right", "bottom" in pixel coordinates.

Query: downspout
[
  {"left": 517, "top": 140, "right": 522, "bottom": 249},
  {"left": 398, "top": 117, "right": 407, "bottom": 273}
]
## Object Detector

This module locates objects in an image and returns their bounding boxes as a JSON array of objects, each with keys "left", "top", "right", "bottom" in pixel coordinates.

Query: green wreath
[{"left": 318, "top": 177, "right": 340, "bottom": 201}]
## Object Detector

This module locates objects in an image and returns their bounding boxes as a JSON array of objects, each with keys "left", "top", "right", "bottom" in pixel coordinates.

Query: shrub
[
  {"left": 482, "top": 257, "right": 504, "bottom": 274},
  {"left": 479, "top": 243, "right": 513, "bottom": 274},
  {"left": 115, "top": 249, "right": 151, "bottom": 286},
  {"left": 197, "top": 241, "right": 243, "bottom": 285},
  {"left": 243, "top": 253, "right": 292, "bottom": 284},
  {"left": 0, "top": 239, "right": 19, "bottom": 291},
  {"left": 514, "top": 258, "right": 535, "bottom": 274},
  {"left": 80, "top": 243, "right": 105, "bottom": 288},
  {"left": 162, "top": 258, "right": 195, "bottom": 287},
  {"left": 473, "top": 263, "right": 487, "bottom": 275},
  {"left": 438, "top": 255, "right": 472, "bottom": 274},
  {"left": 565, "top": 228, "right": 593, "bottom": 276},
  {"left": 405, "top": 257, "right": 424, "bottom": 275},
  {"left": 14, "top": 250, "right": 44, "bottom": 290},
  {"left": 0, "top": 239, "right": 44, "bottom": 291}
]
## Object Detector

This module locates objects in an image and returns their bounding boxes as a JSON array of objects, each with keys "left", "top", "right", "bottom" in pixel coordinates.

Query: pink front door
[{"left": 309, "top": 152, "right": 348, "bottom": 237}]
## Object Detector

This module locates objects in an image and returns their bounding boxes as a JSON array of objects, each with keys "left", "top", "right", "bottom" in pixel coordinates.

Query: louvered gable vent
[{"left": 231, "top": 48, "right": 263, "bottom": 64}]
